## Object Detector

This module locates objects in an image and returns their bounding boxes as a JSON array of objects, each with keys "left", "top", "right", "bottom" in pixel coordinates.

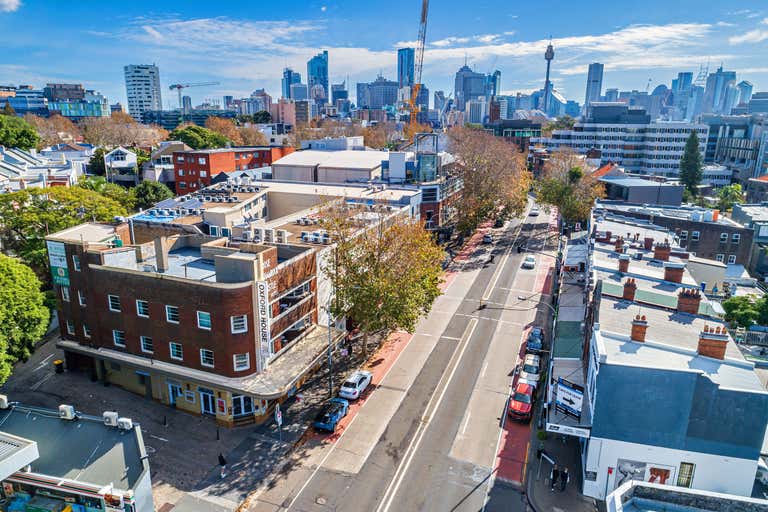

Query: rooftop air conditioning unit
[
  {"left": 0, "top": 395, "right": 8, "bottom": 409},
  {"left": 322, "top": 233, "right": 331, "bottom": 245},
  {"left": 242, "top": 231, "right": 251, "bottom": 241},
  {"left": 264, "top": 229, "right": 275, "bottom": 243},
  {"left": 59, "top": 404, "right": 76, "bottom": 420},
  {"left": 301, "top": 231, "right": 309, "bottom": 241},
  {"left": 117, "top": 417, "right": 133, "bottom": 430},
  {"left": 230, "top": 197, "right": 238, "bottom": 202},
  {"left": 276, "top": 229, "right": 287, "bottom": 244},
  {"left": 103, "top": 411, "right": 119, "bottom": 427},
  {"left": 253, "top": 227, "right": 264, "bottom": 242}
]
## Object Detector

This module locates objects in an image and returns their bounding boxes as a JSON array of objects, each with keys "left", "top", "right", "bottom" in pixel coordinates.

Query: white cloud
[
  {"left": 729, "top": 18, "right": 768, "bottom": 44},
  {"left": 320, "top": 5, "right": 327, "bottom": 12},
  {"left": 0, "top": 0, "right": 20, "bottom": 12}
]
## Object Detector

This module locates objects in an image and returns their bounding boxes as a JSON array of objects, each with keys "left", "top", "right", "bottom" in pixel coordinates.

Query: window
[
  {"left": 166, "top": 305, "right": 179, "bottom": 323},
  {"left": 198, "top": 157, "right": 206, "bottom": 164},
  {"left": 136, "top": 299, "right": 149, "bottom": 318},
  {"left": 716, "top": 254, "right": 724, "bottom": 262},
  {"left": 177, "top": 155, "right": 184, "bottom": 162},
  {"left": 66, "top": 320, "right": 75, "bottom": 335},
  {"left": 200, "top": 171, "right": 207, "bottom": 177},
  {"left": 728, "top": 255, "right": 737, "bottom": 264},
  {"left": 197, "top": 311, "right": 212, "bottom": 330},
  {"left": 720, "top": 233, "right": 728, "bottom": 243},
  {"left": 169, "top": 342, "right": 183, "bottom": 361},
  {"left": 221, "top": 227, "right": 231, "bottom": 237},
  {"left": 61, "top": 286, "right": 70, "bottom": 302},
  {"left": 108, "top": 294, "right": 121, "bottom": 312},
  {"left": 233, "top": 353, "right": 250, "bottom": 371},
  {"left": 72, "top": 255, "right": 81, "bottom": 271},
  {"left": 83, "top": 324, "right": 91, "bottom": 338},
  {"left": 200, "top": 349, "right": 215, "bottom": 367},
  {"left": 231, "top": 315, "right": 248, "bottom": 334},
  {"left": 178, "top": 182, "right": 187, "bottom": 189},
  {"left": 677, "top": 462, "right": 695, "bottom": 488},
  {"left": 78, "top": 290, "right": 86, "bottom": 306},
  {"left": 691, "top": 231, "right": 700, "bottom": 241},
  {"left": 140, "top": 336, "right": 154, "bottom": 353},
  {"left": 732, "top": 233, "right": 741, "bottom": 244},
  {"left": 679, "top": 230, "right": 688, "bottom": 241},
  {"left": 112, "top": 330, "right": 126, "bottom": 347},
  {"left": 178, "top": 170, "right": 184, "bottom": 176},
  {"left": 209, "top": 226, "right": 219, "bottom": 236}
]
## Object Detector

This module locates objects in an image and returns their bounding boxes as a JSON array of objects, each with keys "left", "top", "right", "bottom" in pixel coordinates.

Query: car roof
[
  {"left": 514, "top": 382, "right": 534, "bottom": 393},
  {"left": 348, "top": 370, "right": 371, "bottom": 380},
  {"left": 524, "top": 354, "right": 540, "bottom": 363}
]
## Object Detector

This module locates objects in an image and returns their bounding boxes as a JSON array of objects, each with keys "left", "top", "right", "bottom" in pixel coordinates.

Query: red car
[{"left": 508, "top": 383, "right": 535, "bottom": 422}]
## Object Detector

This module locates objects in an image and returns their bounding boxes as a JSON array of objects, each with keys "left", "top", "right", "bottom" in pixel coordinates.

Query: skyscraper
[
  {"left": 282, "top": 68, "right": 302, "bottom": 99},
  {"left": 454, "top": 64, "right": 487, "bottom": 111},
  {"left": 356, "top": 76, "right": 398, "bottom": 109},
  {"left": 307, "top": 51, "right": 329, "bottom": 106},
  {"left": 543, "top": 42, "right": 554, "bottom": 115},
  {"left": 584, "top": 62, "right": 603, "bottom": 108},
  {"left": 434, "top": 91, "right": 446, "bottom": 112},
  {"left": 182, "top": 95, "right": 192, "bottom": 115},
  {"left": 486, "top": 70, "right": 501, "bottom": 98},
  {"left": 737, "top": 80, "right": 754, "bottom": 105},
  {"left": 397, "top": 48, "right": 415, "bottom": 88},
  {"left": 604, "top": 88, "right": 619, "bottom": 102},
  {"left": 290, "top": 83, "right": 308, "bottom": 101},
  {"left": 331, "top": 81, "right": 348, "bottom": 105},
  {"left": 703, "top": 66, "right": 737, "bottom": 114},
  {"left": 124, "top": 64, "right": 162, "bottom": 120}
]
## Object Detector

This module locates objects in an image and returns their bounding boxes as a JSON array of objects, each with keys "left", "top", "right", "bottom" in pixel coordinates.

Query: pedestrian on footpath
[
  {"left": 559, "top": 467, "right": 569, "bottom": 492},
  {"left": 550, "top": 464, "right": 560, "bottom": 491},
  {"left": 218, "top": 453, "right": 227, "bottom": 479}
]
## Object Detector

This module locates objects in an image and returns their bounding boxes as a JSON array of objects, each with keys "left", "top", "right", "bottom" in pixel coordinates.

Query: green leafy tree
[
  {"left": 542, "top": 115, "right": 576, "bottom": 136},
  {"left": 0, "top": 187, "right": 127, "bottom": 280},
  {"left": 0, "top": 114, "right": 40, "bottom": 150},
  {"left": 135, "top": 148, "right": 150, "bottom": 170},
  {"left": 253, "top": 111, "right": 272, "bottom": 124},
  {"left": 0, "top": 255, "right": 49, "bottom": 371},
  {"left": 722, "top": 295, "right": 761, "bottom": 329},
  {"left": 716, "top": 184, "right": 744, "bottom": 212},
  {"left": 321, "top": 204, "right": 444, "bottom": 356},
  {"left": 679, "top": 131, "right": 703, "bottom": 196},
  {"left": 132, "top": 180, "right": 174, "bottom": 210},
  {"left": 88, "top": 147, "right": 108, "bottom": 175},
  {"left": 535, "top": 148, "right": 605, "bottom": 223},
  {"left": 78, "top": 176, "right": 136, "bottom": 211},
  {"left": 168, "top": 124, "right": 230, "bottom": 149}
]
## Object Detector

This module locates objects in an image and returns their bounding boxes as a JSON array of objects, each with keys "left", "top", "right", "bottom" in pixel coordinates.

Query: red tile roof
[{"left": 592, "top": 162, "right": 618, "bottom": 178}]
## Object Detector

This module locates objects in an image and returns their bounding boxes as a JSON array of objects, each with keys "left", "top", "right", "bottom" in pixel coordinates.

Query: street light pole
[{"left": 328, "top": 305, "right": 333, "bottom": 397}]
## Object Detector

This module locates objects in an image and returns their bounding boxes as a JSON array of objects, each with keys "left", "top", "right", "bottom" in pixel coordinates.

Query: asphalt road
[{"left": 283, "top": 212, "right": 548, "bottom": 512}]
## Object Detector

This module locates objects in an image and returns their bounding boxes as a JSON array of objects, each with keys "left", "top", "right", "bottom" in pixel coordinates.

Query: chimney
[
  {"left": 677, "top": 288, "right": 702, "bottom": 315},
  {"left": 614, "top": 236, "right": 625, "bottom": 253},
  {"left": 697, "top": 325, "right": 729, "bottom": 360},
  {"left": 654, "top": 240, "right": 671, "bottom": 261},
  {"left": 634, "top": 232, "right": 640, "bottom": 242},
  {"left": 663, "top": 262, "right": 685, "bottom": 283},
  {"left": 604, "top": 230, "right": 612, "bottom": 243},
  {"left": 154, "top": 236, "right": 169, "bottom": 273},
  {"left": 623, "top": 278, "right": 637, "bottom": 301},
  {"left": 630, "top": 314, "right": 648, "bottom": 342},
  {"left": 643, "top": 237, "right": 654, "bottom": 250},
  {"left": 618, "top": 254, "right": 630, "bottom": 274}
]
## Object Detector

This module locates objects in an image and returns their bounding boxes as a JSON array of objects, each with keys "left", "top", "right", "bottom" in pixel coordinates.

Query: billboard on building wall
[
  {"left": 255, "top": 281, "right": 270, "bottom": 371},
  {"left": 46, "top": 240, "right": 69, "bottom": 286},
  {"left": 614, "top": 459, "right": 676, "bottom": 490},
  {"left": 555, "top": 378, "right": 584, "bottom": 419}
]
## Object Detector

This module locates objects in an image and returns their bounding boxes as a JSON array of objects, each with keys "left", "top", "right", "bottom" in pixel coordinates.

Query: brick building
[{"left": 173, "top": 146, "right": 294, "bottom": 193}]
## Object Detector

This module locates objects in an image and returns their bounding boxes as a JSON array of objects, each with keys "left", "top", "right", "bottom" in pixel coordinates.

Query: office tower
[
  {"left": 584, "top": 63, "right": 604, "bottom": 107},
  {"left": 356, "top": 76, "right": 398, "bottom": 109},
  {"left": 331, "top": 81, "right": 348, "bottom": 105},
  {"left": 466, "top": 98, "right": 487, "bottom": 124},
  {"left": 737, "top": 81, "right": 754, "bottom": 105},
  {"left": 307, "top": 51, "right": 329, "bottom": 106},
  {"left": 486, "top": 70, "right": 501, "bottom": 98},
  {"left": 416, "top": 84, "right": 429, "bottom": 111},
  {"left": 434, "top": 91, "right": 446, "bottom": 112},
  {"left": 43, "top": 83, "right": 85, "bottom": 101},
  {"left": 223, "top": 95, "right": 234, "bottom": 109},
  {"left": 397, "top": 48, "right": 415, "bottom": 88},
  {"left": 454, "top": 64, "right": 487, "bottom": 111},
  {"left": 290, "top": 83, "right": 308, "bottom": 101},
  {"left": 182, "top": 95, "right": 192, "bottom": 115},
  {"left": 703, "top": 66, "right": 737, "bottom": 114},
  {"left": 249, "top": 89, "right": 272, "bottom": 113},
  {"left": 604, "top": 88, "right": 619, "bottom": 102},
  {"left": 543, "top": 42, "right": 554, "bottom": 115},
  {"left": 674, "top": 72, "right": 693, "bottom": 93},
  {"left": 124, "top": 64, "right": 162, "bottom": 121},
  {"left": 282, "top": 68, "right": 302, "bottom": 99}
]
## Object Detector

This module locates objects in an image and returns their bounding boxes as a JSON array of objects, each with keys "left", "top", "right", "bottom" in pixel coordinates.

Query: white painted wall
[{"left": 582, "top": 436, "right": 758, "bottom": 500}]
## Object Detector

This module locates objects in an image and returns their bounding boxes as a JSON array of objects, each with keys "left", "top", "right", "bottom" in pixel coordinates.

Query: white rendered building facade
[{"left": 124, "top": 64, "right": 162, "bottom": 120}]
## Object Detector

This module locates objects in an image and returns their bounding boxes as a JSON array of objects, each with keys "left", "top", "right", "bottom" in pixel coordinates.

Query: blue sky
[{"left": 2, "top": 0, "right": 768, "bottom": 108}]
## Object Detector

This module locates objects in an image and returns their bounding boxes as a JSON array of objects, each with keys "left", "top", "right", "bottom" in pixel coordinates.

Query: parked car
[
  {"left": 526, "top": 329, "right": 544, "bottom": 354},
  {"left": 483, "top": 233, "right": 493, "bottom": 244},
  {"left": 313, "top": 398, "right": 349, "bottom": 432},
  {"left": 529, "top": 206, "right": 540, "bottom": 216},
  {"left": 521, "top": 255, "right": 536, "bottom": 269},
  {"left": 339, "top": 370, "right": 373, "bottom": 400},
  {"left": 518, "top": 354, "right": 542, "bottom": 388},
  {"left": 508, "top": 383, "right": 535, "bottom": 422}
]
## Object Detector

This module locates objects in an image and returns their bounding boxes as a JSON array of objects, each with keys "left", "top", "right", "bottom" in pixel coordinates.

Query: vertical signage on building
[
  {"left": 255, "top": 281, "right": 270, "bottom": 371},
  {"left": 46, "top": 240, "right": 70, "bottom": 286}
]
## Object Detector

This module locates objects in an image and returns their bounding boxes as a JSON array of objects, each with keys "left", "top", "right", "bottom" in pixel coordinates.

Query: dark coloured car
[{"left": 313, "top": 398, "right": 349, "bottom": 432}]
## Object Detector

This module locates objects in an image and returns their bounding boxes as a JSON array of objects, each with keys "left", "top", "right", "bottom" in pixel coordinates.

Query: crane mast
[{"left": 408, "top": 0, "right": 429, "bottom": 130}]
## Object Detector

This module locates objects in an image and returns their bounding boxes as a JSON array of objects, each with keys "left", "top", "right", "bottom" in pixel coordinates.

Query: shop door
[
  {"left": 199, "top": 388, "right": 215, "bottom": 415},
  {"left": 232, "top": 395, "right": 254, "bottom": 417},
  {"left": 168, "top": 382, "right": 183, "bottom": 406}
]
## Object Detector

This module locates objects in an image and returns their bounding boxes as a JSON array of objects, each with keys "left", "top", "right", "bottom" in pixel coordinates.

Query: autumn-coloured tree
[
  {"left": 362, "top": 124, "right": 389, "bottom": 149},
  {"left": 239, "top": 127, "right": 268, "bottom": 146},
  {"left": 403, "top": 121, "right": 433, "bottom": 144},
  {"left": 205, "top": 117, "right": 244, "bottom": 145},
  {"left": 24, "top": 114, "right": 82, "bottom": 147},
  {"left": 535, "top": 148, "right": 605, "bottom": 223},
  {"left": 448, "top": 126, "right": 531, "bottom": 234},
  {"left": 320, "top": 203, "right": 443, "bottom": 356},
  {"left": 81, "top": 112, "right": 167, "bottom": 148}
]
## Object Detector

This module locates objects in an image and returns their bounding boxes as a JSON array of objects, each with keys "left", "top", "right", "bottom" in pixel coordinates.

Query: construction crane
[
  {"left": 407, "top": 0, "right": 429, "bottom": 132},
  {"left": 168, "top": 82, "right": 220, "bottom": 121}
]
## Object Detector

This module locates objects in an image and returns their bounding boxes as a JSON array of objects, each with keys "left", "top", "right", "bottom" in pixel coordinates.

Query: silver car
[
  {"left": 339, "top": 370, "right": 373, "bottom": 400},
  {"left": 518, "top": 354, "right": 541, "bottom": 388}
]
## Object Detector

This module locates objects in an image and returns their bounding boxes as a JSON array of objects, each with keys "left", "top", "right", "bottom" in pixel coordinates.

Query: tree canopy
[
  {"left": 0, "top": 187, "right": 127, "bottom": 279},
  {"left": 679, "top": 131, "right": 703, "bottom": 196},
  {"left": 0, "top": 255, "right": 49, "bottom": 372},
  {"left": 169, "top": 124, "right": 230, "bottom": 149},
  {"left": 722, "top": 295, "right": 768, "bottom": 329},
  {"left": 0, "top": 114, "right": 40, "bottom": 150},
  {"left": 23, "top": 114, "right": 81, "bottom": 148},
  {"left": 77, "top": 176, "right": 136, "bottom": 211},
  {"left": 321, "top": 204, "right": 444, "bottom": 355},
  {"left": 132, "top": 180, "right": 174, "bottom": 210},
  {"left": 542, "top": 115, "right": 576, "bottom": 136},
  {"left": 205, "top": 117, "right": 244, "bottom": 145},
  {"left": 448, "top": 126, "right": 531, "bottom": 234},
  {"left": 716, "top": 183, "right": 745, "bottom": 212},
  {"left": 80, "top": 112, "right": 168, "bottom": 147},
  {"left": 535, "top": 148, "right": 605, "bottom": 223}
]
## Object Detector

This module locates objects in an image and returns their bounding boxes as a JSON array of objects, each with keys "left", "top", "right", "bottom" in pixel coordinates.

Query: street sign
[{"left": 275, "top": 403, "right": 282, "bottom": 426}]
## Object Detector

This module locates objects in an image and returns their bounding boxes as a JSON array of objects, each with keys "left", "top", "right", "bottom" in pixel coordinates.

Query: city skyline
[{"left": 1, "top": 1, "right": 768, "bottom": 107}]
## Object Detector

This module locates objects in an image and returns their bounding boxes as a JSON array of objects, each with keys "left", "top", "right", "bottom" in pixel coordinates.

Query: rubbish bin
[{"left": 53, "top": 359, "right": 64, "bottom": 374}]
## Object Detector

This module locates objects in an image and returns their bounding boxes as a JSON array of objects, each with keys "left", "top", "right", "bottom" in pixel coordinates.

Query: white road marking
[
  {"left": 33, "top": 354, "right": 55, "bottom": 372},
  {"left": 149, "top": 434, "right": 169, "bottom": 442},
  {"left": 481, "top": 211, "right": 528, "bottom": 302},
  {"left": 440, "top": 336, "right": 462, "bottom": 341},
  {"left": 460, "top": 410, "right": 472, "bottom": 436},
  {"left": 376, "top": 318, "right": 478, "bottom": 512},
  {"left": 30, "top": 373, "right": 53, "bottom": 391}
]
